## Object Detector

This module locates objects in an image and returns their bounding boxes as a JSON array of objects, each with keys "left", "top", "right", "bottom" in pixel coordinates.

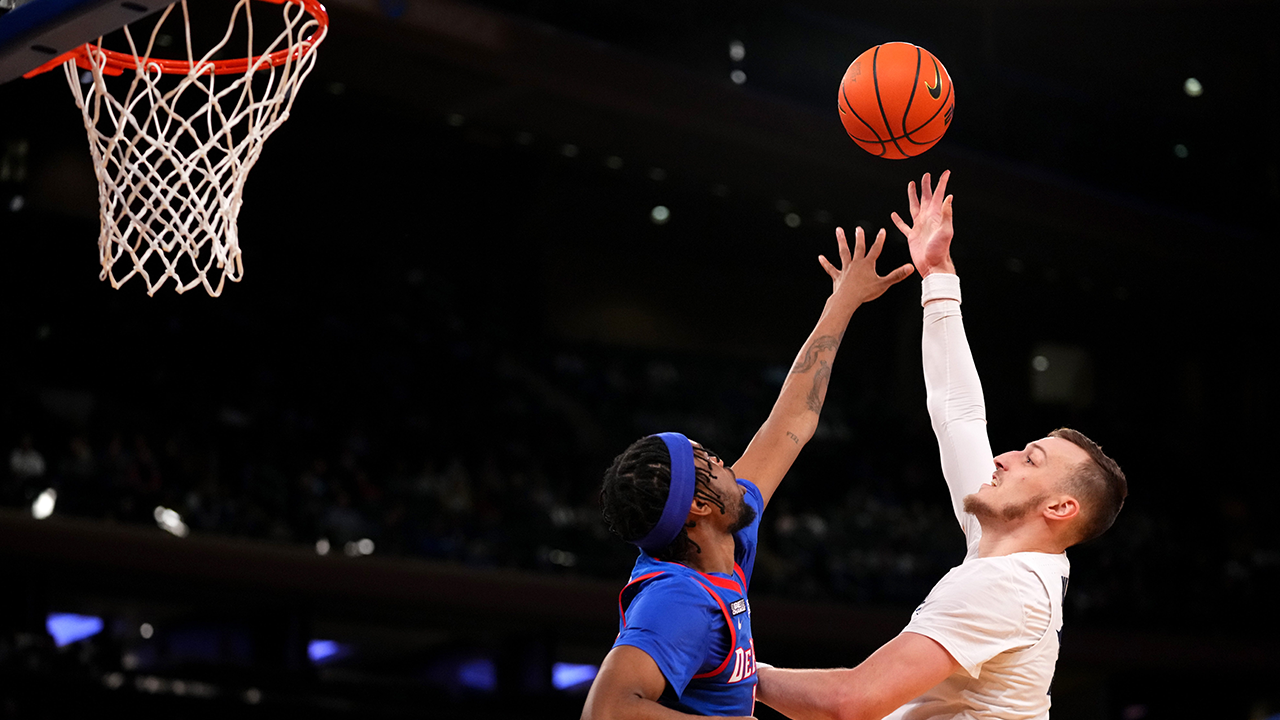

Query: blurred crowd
[{"left": 5, "top": 296, "right": 1276, "bottom": 640}]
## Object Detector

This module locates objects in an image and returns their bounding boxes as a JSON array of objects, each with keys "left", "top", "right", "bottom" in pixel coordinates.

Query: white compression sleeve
[{"left": 921, "top": 273, "right": 996, "bottom": 530}]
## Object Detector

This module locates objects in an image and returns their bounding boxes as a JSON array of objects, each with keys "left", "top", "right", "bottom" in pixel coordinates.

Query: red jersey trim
[
  {"left": 698, "top": 573, "right": 744, "bottom": 593},
  {"left": 618, "top": 571, "right": 665, "bottom": 628},
  {"left": 690, "top": 579, "right": 736, "bottom": 679},
  {"left": 652, "top": 558, "right": 745, "bottom": 594}
]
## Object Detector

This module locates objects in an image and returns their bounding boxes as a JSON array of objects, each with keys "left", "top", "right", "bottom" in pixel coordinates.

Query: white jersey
[{"left": 885, "top": 274, "right": 1068, "bottom": 720}]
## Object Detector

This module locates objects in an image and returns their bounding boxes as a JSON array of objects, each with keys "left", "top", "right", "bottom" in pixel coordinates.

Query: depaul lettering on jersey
[{"left": 728, "top": 638, "right": 757, "bottom": 683}]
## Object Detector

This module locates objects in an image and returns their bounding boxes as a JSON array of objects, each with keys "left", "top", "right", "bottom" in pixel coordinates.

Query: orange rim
[{"left": 27, "top": 0, "right": 327, "bottom": 78}]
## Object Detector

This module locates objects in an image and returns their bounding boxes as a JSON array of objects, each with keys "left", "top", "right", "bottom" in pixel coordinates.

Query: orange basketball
[{"left": 838, "top": 42, "right": 954, "bottom": 159}]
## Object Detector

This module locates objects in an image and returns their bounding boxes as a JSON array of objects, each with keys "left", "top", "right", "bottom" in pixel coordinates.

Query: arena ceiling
[{"left": 318, "top": 0, "right": 1277, "bottom": 241}]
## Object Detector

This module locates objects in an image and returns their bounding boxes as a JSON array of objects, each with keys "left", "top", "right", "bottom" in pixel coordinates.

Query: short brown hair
[{"left": 1048, "top": 428, "right": 1127, "bottom": 546}]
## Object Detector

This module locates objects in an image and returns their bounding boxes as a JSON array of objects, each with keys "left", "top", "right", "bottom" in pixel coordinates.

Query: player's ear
[
  {"left": 688, "top": 498, "right": 715, "bottom": 518},
  {"left": 1044, "top": 495, "right": 1079, "bottom": 522}
]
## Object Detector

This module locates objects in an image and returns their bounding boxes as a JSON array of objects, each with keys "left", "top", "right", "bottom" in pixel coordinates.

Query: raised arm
[
  {"left": 733, "top": 227, "right": 914, "bottom": 508},
  {"left": 891, "top": 172, "right": 994, "bottom": 528}
]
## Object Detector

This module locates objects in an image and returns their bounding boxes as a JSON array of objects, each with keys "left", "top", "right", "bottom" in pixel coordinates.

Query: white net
[{"left": 62, "top": 0, "right": 326, "bottom": 296}]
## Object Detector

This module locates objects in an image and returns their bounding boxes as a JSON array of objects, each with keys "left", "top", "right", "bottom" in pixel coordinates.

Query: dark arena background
[{"left": 1, "top": 1, "right": 1278, "bottom": 718}]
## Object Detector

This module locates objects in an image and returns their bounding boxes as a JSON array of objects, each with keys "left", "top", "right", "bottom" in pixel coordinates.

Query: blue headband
[{"left": 634, "top": 432, "right": 697, "bottom": 554}]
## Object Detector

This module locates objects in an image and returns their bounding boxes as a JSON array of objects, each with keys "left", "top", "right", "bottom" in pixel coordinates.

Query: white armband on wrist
[{"left": 921, "top": 273, "right": 962, "bottom": 306}]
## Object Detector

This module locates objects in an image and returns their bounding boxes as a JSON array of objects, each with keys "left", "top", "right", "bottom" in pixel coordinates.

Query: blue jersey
[{"left": 613, "top": 479, "right": 764, "bottom": 716}]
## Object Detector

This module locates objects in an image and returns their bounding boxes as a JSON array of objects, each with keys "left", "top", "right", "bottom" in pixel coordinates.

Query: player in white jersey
[{"left": 755, "top": 171, "right": 1128, "bottom": 720}]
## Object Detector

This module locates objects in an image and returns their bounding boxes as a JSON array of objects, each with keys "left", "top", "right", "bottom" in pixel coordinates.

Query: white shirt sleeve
[
  {"left": 921, "top": 273, "right": 996, "bottom": 535},
  {"left": 901, "top": 559, "right": 1051, "bottom": 679}
]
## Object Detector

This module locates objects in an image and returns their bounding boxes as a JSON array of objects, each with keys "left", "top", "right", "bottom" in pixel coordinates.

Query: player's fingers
[
  {"left": 867, "top": 228, "right": 887, "bottom": 259},
  {"left": 890, "top": 211, "right": 912, "bottom": 236},
  {"left": 920, "top": 172, "right": 933, "bottom": 206},
  {"left": 907, "top": 181, "right": 920, "bottom": 217},
  {"left": 888, "top": 263, "right": 915, "bottom": 284},
  {"left": 818, "top": 254, "right": 839, "bottom": 280},
  {"left": 943, "top": 194, "right": 954, "bottom": 221},
  {"left": 852, "top": 226, "right": 866, "bottom": 259},
  {"left": 934, "top": 169, "right": 951, "bottom": 202},
  {"left": 835, "top": 226, "right": 851, "bottom": 265}
]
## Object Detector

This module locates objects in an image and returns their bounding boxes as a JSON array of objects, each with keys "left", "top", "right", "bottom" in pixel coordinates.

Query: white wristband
[{"left": 921, "top": 273, "right": 961, "bottom": 306}]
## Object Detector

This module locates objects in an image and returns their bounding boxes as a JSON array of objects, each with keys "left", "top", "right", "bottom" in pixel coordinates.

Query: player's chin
[
  {"left": 728, "top": 501, "right": 757, "bottom": 534},
  {"left": 961, "top": 493, "right": 992, "bottom": 518}
]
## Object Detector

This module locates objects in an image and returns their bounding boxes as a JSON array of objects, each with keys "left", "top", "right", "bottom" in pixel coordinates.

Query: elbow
[
  {"left": 775, "top": 415, "right": 818, "bottom": 450},
  {"left": 578, "top": 685, "right": 616, "bottom": 720},
  {"left": 832, "top": 700, "right": 872, "bottom": 720},
  {"left": 831, "top": 704, "right": 873, "bottom": 720},
  {"left": 830, "top": 686, "right": 884, "bottom": 720},
  {"left": 836, "top": 705, "right": 883, "bottom": 720},
  {"left": 794, "top": 419, "right": 818, "bottom": 446},
  {"left": 579, "top": 697, "right": 617, "bottom": 720},
  {"left": 926, "top": 398, "right": 985, "bottom": 431},
  {"left": 925, "top": 396, "right": 946, "bottom": 425}
]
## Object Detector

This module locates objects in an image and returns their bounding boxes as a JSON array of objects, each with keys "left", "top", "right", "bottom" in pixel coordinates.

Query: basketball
[{"left": 838, "top": 42, "right": 954, "bottom": 159}]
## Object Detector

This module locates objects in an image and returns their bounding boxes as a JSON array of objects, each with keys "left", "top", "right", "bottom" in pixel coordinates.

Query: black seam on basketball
[
  {"left": 872, "top": 46, "right": 910, "bottom": 159},
  {"left": 846, "top": 129, "right": 885, "bottom": 144},
  {"left": 841, "top": 83, "right": 885, "bottom": 142},
  {"left": 903, "top": 87, "right": 953, "bottom": 144},
  {"left": 901, "top": 129, "right": 947, "bottom": 146},
  {"left": 844, "top": 122, "right": 888, "bottom": 152},
  {"left": 902, "top": 46, "right": 921, "bottom": 139},
  {"left": 861, "top": 124, "right": 949, "bottom": 142},
  {"left": 840, "top": 93, "right": 880, "bottom": 141},
  {"left": 905, "top": 62, "right": 953, "bottom": 136},
  {"left": 853, "top": 139, "right": 888, "bottom": 157},
  {"left": 843, "top": 127, "right": 883, "bottom": 144}
]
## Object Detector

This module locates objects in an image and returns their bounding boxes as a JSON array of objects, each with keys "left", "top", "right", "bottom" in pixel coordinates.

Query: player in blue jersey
[{"left": 580, "top": 226, "right": 915, "bottom": 719}]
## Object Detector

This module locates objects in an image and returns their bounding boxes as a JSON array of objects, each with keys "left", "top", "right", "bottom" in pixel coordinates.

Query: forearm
[
  {"left": 921, "top": 274, "right": 994, "bottom": 519},
  {"left": 736, "top": 224, "right": 911, "bottom": 505},
  {"left": 759, "top": 634, "right": 959, "bottom": 720},
  {"left": 581, "top": 693, "right": 710, "bottom": 720},
  {"left": 733, "top": 299, "right": 857, "bottom": 506},
  {"left": 757, "top": 666, "right": 858, "bottom": 720},
  {"left": 922, "top": 274, "right": 983, "bottom": 429},
  {"left": 582, "top": 647, "right": 754, "bottom": 720},
  {"left": 773, "top": 299, "right": 859, "bottom": 440}
]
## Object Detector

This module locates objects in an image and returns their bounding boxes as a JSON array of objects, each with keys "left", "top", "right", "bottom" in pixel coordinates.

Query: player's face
[
  {"left": 695, "top": 444, "right": 755, "bottom": 534},
  {"left": 965, "top": 436, "right": 1089, "bottom": 523}
]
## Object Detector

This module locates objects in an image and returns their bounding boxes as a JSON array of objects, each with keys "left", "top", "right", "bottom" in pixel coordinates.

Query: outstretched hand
[
  {"left": 821, "top": 226, "right": 915, "bottom": 314},
  {"left": 890, "top": 170, "right": 955, "bottom": 277}
]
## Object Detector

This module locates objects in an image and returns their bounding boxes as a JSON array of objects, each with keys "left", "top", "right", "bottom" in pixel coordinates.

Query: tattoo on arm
[
  {"left": 786, "top": 431, "right": 801, "bottom": 445},
  {"left": 806, "top": 361, "right": 832, "bottom": 414},
  {"left": 790, "top": 335, "right": 842, "bottom": 375}
]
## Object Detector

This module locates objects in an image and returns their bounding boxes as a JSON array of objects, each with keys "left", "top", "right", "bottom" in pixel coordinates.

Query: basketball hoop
[{"left": 25, "top": 0, "right": 329, "bottom": 296}]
